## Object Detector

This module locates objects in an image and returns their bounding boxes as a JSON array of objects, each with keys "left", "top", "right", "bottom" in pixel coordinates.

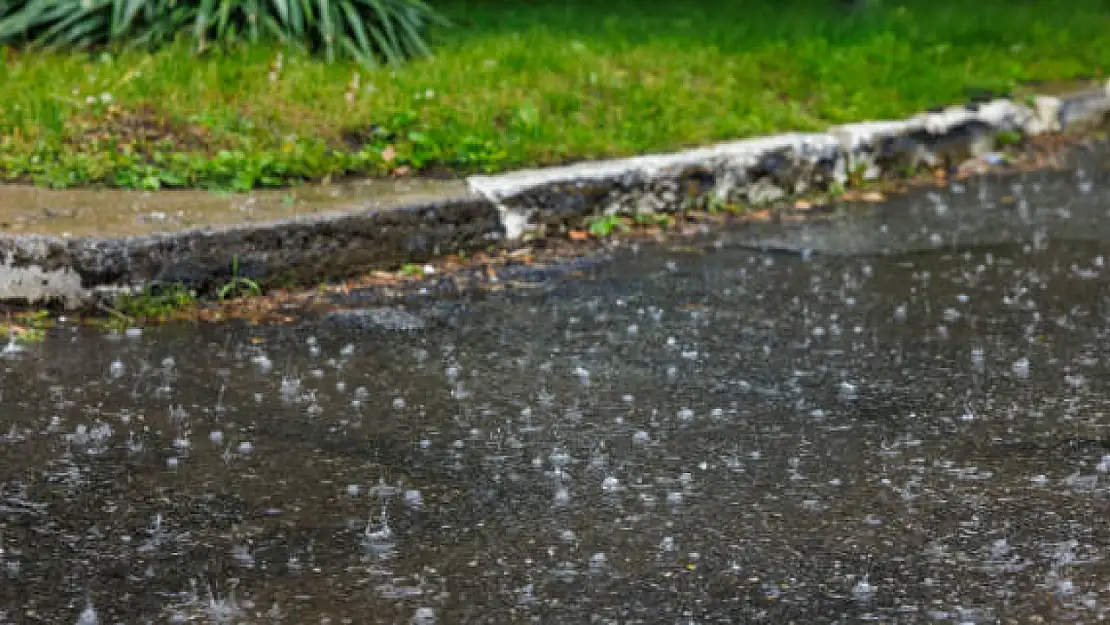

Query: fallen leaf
[
  {"left": 860, "top": 191, "right": 885, "bottom": 202},
  {"left": 749, "top": 209, "right": 772, "bottom": 222},
  {"left": 381, "top": 145, "right": 396, "bottom": 162},
  {"left": 391, "top": 165, "right": 411, "bottom": 177},
  {"left": 793, "top": 200, "right": 812, "bottom": 210},
  {"left": 567, "top": 229, "right": 589, "bottom": 241}
]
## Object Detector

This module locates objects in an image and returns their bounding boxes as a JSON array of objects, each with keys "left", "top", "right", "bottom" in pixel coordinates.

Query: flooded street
[{"left": 7, "top": 148, "right": 1110, "bottom": 622}]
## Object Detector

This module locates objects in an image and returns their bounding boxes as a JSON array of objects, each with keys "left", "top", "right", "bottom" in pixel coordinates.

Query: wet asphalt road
[{"left": 5, "top": 146, "right": 1110, "bottom": 623}]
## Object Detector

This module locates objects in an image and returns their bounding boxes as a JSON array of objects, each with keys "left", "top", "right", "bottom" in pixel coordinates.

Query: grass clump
[
  {"left": 0, "top": 0, "right": 1108, "bottom": 190},
  {"left": 109, "top": 282, "right": 198, "bottom": 325},
  {"left": 1, "top": 310, "right": 52, "bottom": 344}
]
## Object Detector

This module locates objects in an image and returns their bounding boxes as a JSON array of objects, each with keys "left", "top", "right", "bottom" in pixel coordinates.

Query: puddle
[{"left": 0, "top": 177, "right": 468, "bottom": 238}]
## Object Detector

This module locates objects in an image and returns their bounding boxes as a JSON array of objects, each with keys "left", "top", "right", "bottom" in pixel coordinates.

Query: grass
[
  {"left": 1, "top": 0, "right": 1109, "bottom": 190},
  {"left": 108, "top": 282, "right": 199, "bottom": 325}
]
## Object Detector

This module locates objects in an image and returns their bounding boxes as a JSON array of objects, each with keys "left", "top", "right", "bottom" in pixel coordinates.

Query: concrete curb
[{"left": 3, "top": 83, "right": 1110, "bottom": 308}]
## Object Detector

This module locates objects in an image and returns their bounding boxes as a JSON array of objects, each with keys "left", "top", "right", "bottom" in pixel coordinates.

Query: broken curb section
[{"left": 3, "top": 84, "right": 1110, "bottom": 309}]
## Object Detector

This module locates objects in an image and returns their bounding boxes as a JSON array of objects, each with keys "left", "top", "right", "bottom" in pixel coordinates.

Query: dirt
[{"left": 67, "top": 105, "right": 214, "bottom": 154}]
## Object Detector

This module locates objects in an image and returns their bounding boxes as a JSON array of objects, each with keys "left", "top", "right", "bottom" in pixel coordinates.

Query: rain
[{"left": 4, "top": 146, "right": 1110, "bottom": 622}]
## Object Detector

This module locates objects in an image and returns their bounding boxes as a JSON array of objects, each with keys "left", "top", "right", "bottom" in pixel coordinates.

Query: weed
[
  {"left": 632, "top": 212, "right": 673, "bottom": 227},
  {"left": 218, "top": 257, "right": 263, "bottom": 300},
  {"left": 704, "top": 196, "right": 729, "bottom": 214},
  {"left": 1, "top": 310, "right": 52, "bottom": 344},
  {"left": 109, "top": 282, "right": 198, "bottom": 326},
  {"left": 399, "top": 263, "right": 426, "bottom": 278},
  {"left": 995, "top": 130, "right": 1024, "bottom": 147},
  {"left": 587, "top": 214, "right": 629, "bottom": 238}
]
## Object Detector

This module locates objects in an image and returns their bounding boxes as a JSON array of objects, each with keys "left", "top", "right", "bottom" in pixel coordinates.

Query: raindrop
[
  {"left": 971, "top": 346, "right": 985, "bottom": 370},
  {"left": 404, "top": 489, "right": 424, "bottom": 508},
  {"left": 413, "top": 607, "right": 437, "bottom": 625},
  {"left": 852, "top": 577, "right": 875, "bottom": 602},
  {"left": 251, "top": 354, "right": 273, "bottom": 373},
  {"left": 838, "top": 382, "right": 858, "bottom": 401},
  {"left": 280, "top": 376, "right": 300, "bottom": 400},
  {"left": 76, "top": 601, "right": 97, "bottom": 625},
  {"left": 1097, "top": 456, "right": 1110, "bottom": 473},
  {"left": 553, "top": 487, "right": 570, "bottom": 506}
]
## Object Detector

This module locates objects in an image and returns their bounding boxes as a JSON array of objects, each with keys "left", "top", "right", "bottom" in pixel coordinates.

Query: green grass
[
  {"left": 1, "top": 0, "right": 1109, "bottom": 190},
  {"left": 110, "top": 282, "right": 198, "bottom": 322}
]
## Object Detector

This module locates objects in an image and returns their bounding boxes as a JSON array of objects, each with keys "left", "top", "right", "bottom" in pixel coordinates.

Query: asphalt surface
[{"left": 4, "top": 144, "right": 1110, "bottom": 623}]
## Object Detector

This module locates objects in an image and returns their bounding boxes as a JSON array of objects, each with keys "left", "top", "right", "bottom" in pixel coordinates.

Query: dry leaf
[
  {"left": 860, "top": 191, "right": 885, "bottom": 202},
  {"left": 391, "top": 165, "right": 412, "bottom": 177},
  {"left": 793, "top": 200, "right": 813, "bottom": 210},
  {"left": 567, "top": 229, "right": 589, "bottom": 241},
  {"left": 381, "top": 145, "right": 396, "bottom": 163}
]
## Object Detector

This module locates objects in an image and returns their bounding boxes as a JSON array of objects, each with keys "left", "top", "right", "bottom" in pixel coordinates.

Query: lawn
[{"left": 1, "top": 0, "right": 1109, "bottom": 190}]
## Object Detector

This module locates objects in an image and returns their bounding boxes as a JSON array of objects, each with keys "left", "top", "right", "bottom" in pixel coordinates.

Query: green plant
[
  {"left": 112, "top": 282, "right": 198, "bottom": 320},
  {"left": 0, "top": 0, "right": 444, "bottom": 66},
  {"left": 3, "top": 310, "right": 52, "bottom": 344},
  {"left": 399, "top": 263, "right": 425, "bottom": 278},
  {"left": 587, "top": 214, "right": 629, "bottom": 238},
  {"left": 632, "top": 212, "right": 672, "bottom": 227},
  {"left": 994, "top": 130, "right": 1023, "bottom": 147},
  {"left": 704, "top": 196, "right": 728, "bottom": 214},
  {"left": 218, "top": 256, "right": 263, "bottom": 300}
]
